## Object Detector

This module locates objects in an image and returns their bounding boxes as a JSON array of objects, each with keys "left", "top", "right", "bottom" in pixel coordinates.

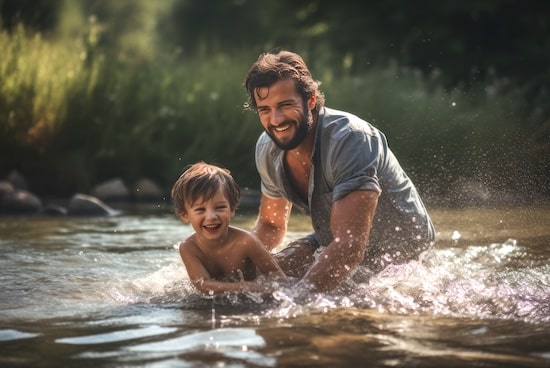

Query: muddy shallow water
[{"left": 1, "top": 204, "right": 549, "bottom": 367}]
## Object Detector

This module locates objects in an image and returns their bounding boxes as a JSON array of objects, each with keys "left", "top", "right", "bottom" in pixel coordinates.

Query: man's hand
[{"left": 300, "top": 190, "right": 379, "bottom": 292}]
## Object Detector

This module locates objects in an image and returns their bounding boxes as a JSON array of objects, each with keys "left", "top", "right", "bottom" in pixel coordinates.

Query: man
[{"left": 244, "top": 50, "right": 435, "bottom": 293}]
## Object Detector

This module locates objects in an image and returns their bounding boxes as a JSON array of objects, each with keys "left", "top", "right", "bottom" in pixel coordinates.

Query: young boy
[{"left": 171, "top": 162, "right": 286, "bottom": 295}]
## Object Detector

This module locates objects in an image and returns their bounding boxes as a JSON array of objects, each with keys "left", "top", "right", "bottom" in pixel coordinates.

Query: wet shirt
[{"left": 255, "top": 107, "right": 435, "bottom": 267}]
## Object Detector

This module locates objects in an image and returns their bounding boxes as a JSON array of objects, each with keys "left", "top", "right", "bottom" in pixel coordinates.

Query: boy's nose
[{"left": 205, "top": 209, "right": 217, "bottom": 220}]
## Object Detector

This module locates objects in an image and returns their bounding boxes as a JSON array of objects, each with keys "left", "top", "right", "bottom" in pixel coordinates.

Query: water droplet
[{"left": 451, "top": 230, "right": 461, "bottom": 241}]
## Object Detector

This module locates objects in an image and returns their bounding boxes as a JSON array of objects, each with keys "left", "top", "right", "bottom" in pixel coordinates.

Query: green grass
[{"left": 0, "top": 24, "right": 546, "bottom": 204}]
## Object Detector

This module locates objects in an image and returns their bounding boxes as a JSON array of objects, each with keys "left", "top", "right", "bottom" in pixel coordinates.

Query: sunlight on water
[
  {"left": 56, "top": 325, "right": 178, "bottom": 345},
  {"left": 1, "top": 209, "right": 549, "bottom": 367},
  {"left": 354, "top": 240, "right": 549, "bottom": 323},
  {"left": 111, "top": 237, "right": 549, "bottom": 325}
]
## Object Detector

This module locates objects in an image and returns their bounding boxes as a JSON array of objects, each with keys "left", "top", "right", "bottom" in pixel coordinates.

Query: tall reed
[{"left": 1, "top": 25, "right": 544, "bottom": 203}]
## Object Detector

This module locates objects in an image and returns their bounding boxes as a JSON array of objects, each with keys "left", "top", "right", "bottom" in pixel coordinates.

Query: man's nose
[{"left": 269, "top": 108, "right": 284, "bottom": 126}]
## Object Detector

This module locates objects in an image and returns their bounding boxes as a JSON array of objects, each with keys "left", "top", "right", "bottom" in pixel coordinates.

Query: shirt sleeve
[
  {"left": 327, "top": 125, "right": 383, "bottom": 202},
  {"left": 255, "top": 134, "right": 284, "bottom": 199}
]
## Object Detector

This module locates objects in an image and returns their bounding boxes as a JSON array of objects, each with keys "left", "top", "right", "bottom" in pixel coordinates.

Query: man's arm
[
  {"left": 299, "top": 189, "right": 379, "bottom": 292},
  {"left": 252, "top": 194, "right": 292, "bottom": 251}
]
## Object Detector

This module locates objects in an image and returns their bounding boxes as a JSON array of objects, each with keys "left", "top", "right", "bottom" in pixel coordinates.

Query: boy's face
[{"left": 180, "top": 188, "right": 235, "bottom": 242}]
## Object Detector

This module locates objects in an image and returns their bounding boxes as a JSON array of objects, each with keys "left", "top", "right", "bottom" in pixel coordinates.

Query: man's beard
[{"left": 266, "top": 107, "right": 312, "bottom": 151}]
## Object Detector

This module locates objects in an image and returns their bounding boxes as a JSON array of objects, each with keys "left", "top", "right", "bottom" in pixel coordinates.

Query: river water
[{"left": 1, "top": 204, "right": 549, "bottom": 367}]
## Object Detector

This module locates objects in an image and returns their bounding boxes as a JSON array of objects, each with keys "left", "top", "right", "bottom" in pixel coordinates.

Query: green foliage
[
  {"left": 0, "top": 21, "right": 263, "bottom": 196},
  {"left": 323, "top": 64, "right": 539, "bottom": 198},
  {"left": 0, "top": 1, "right": 548, "bottom": 202}
]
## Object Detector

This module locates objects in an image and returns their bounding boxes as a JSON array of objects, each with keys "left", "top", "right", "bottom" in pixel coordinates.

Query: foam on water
[{"left": 114, "top": 238, "right": 549, "bottom": 324}]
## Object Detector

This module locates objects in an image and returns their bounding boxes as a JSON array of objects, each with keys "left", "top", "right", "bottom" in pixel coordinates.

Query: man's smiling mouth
[
  {"left": 273, "top": 123, "right": 293, "bottom": 133},
  {"left": 275, "top": 125, "right": 290, "bottom": 132}
]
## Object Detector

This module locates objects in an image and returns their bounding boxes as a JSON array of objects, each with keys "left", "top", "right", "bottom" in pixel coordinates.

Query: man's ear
[{"left": 307, "top": 93, "right": 317, "bottom": 111}]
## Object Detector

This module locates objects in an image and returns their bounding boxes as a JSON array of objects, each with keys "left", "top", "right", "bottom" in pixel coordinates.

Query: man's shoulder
[
  {"left": 320, "top": 107, "right": 379, "bottom": 138},
  {"left": 322, "top": 107, "right": 360, "bottom": 122},
  {"left": 255, "top": 133, "right": 280, "bottom": 167},
  {"left": 256, "top": 131, "right": 273, "bottom": 148}
]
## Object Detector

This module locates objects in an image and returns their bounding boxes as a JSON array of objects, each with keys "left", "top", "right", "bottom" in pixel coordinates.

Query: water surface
[{"left": 1, "top": 204, "right": 549, "bottom": 367}]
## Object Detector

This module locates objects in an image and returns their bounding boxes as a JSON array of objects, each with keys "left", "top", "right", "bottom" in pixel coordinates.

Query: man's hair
[
  {"left": 244, "top": 50, "right": 325, "bottom": 112},
  {"left": 171, "top": 162, "right": 241, "bottom": 215}
]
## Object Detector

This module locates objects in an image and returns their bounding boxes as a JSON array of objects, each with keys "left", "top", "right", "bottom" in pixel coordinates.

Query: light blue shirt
[{"left": 256, "top": 107, "right": 435, "bottom": 266}]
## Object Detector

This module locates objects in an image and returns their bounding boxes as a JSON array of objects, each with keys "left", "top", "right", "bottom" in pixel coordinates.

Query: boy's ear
[{"left": 179, "top": 212, "right": 190, "bottom": 224}]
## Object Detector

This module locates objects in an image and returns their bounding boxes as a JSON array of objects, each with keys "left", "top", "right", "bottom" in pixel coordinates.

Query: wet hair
[
  {"left": 244, "top": 50, "right": 325, "bottom": 112},
  {"left": 171, "top": 162, "right": 241, "bottom": 216}
]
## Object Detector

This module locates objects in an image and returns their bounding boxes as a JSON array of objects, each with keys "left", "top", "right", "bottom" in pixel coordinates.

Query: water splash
[{"left": 113, "top": 239, "right": 549, "bottom": 324}]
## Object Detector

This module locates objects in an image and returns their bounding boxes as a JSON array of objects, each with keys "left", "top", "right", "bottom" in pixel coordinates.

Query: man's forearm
[
  {"left": 253, "top": 220, "right": 287, "bottom": 251},
  {"left": 299, "top": 239, "right": 365, "bottom": 292},
  {"left": 299, "top": 190, "right": 377, "bottom": 292}
]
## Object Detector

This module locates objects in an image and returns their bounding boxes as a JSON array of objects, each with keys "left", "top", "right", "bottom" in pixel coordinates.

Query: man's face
[{"left": 254, "top": 79, "right": 311, "bottom": 150}]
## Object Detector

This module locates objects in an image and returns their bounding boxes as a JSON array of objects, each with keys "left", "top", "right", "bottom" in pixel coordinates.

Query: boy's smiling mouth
[{"left": 204, "top": 224, "right": 221, "bottom": 232}]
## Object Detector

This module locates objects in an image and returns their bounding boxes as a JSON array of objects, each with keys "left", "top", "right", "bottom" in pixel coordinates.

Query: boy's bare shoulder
[
  {"left": 179, "top": 235, "right": 199, "bottom": 253},
  {"left": 228, "top": 226, "right": 262, "bottom": 248},
  {"left": 228, "top": 226, "right": 258, "bottom": 240}
]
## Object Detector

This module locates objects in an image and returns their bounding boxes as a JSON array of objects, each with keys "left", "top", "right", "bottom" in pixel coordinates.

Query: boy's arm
[
  {"left": 179, "top": 241, "right": 269, "bottom": 295},
  {"left": 246, "top": 235, "right": 287, "bottom": 279},
  {"left": 191, "top": 278, "right": 266, "bottom": 295}
]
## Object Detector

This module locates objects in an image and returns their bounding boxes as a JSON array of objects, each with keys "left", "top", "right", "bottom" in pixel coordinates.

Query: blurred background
[{"left": 1, "top": 0, "right": 548, "bottom": 206}]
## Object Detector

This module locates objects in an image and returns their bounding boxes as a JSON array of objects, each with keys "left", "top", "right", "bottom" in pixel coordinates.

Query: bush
[{"left": 0, "top": 24, "right": 547, "bottom": 203}]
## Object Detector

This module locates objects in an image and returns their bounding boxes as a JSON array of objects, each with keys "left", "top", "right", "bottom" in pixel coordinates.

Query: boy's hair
[
  {"left": 243, "top": 50, "right": 325, "bottom": 112},
  {"left": 171, "top": 162, "right": 241, "bottom": 216}
]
